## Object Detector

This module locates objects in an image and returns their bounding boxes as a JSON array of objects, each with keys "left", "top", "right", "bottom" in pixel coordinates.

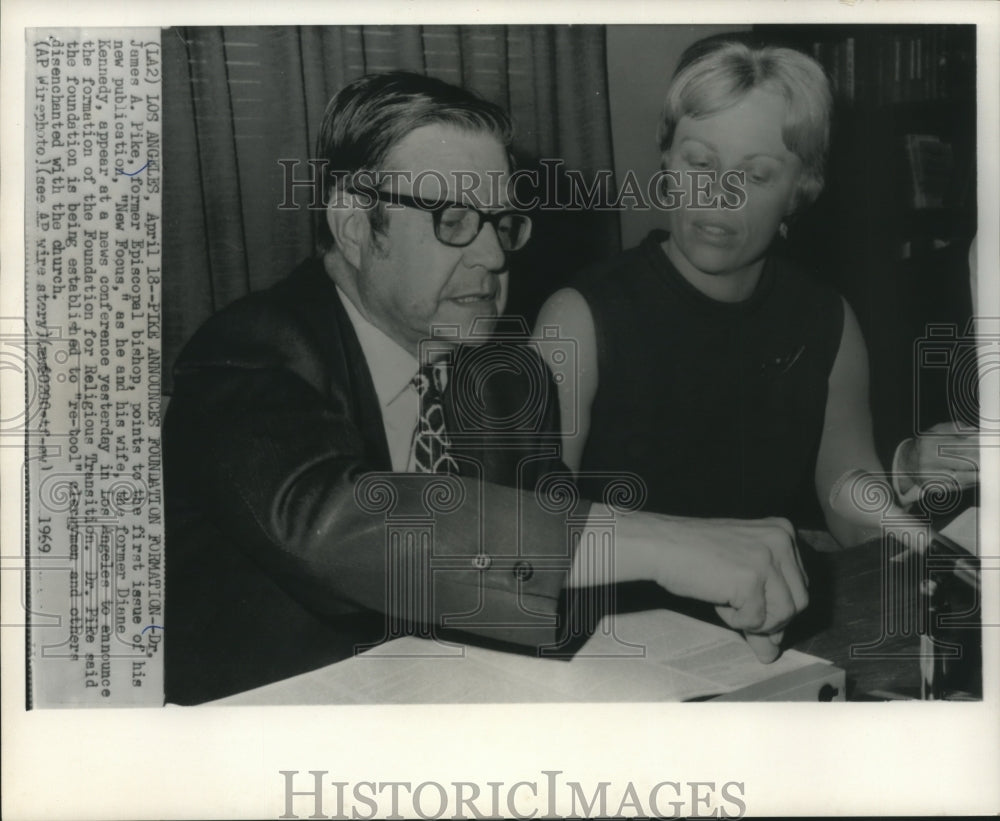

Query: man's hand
[
  {"left": 896, "top": 422, "right": 979, "bottom": 502},
  {"left": 653, "top": 515, "right": 808, "bottom": 661},
  {"left": 583, "top": 509, "right": 809, "bottom": 662}
]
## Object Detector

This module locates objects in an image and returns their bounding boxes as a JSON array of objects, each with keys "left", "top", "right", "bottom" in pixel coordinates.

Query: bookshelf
[
  {"left": 804, "top": 26, "right": 973, "bottom": 106},
  {"left": 755, "top": 24, "right": 977, "bottom": 463}
]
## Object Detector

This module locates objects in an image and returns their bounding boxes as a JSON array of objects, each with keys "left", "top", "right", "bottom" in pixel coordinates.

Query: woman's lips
[
  {"left": 691, "top": 219, "right": 738, "bottom": 245},
  {"left": 448, "top": 292, "right": 496, "bottom": 304}
]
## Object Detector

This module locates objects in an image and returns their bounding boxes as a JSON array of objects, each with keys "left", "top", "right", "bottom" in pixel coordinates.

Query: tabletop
[
  {"left": 789, "top": 534, "right": 981, "bottom": 700},
  {"left": 206, "top": 526, "right": 983, "bottom": 705}
]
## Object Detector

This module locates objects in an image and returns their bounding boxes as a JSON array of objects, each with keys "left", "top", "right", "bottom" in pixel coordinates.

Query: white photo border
[{"left": 2, "top": 1, "right": 998, "bottom": 818}]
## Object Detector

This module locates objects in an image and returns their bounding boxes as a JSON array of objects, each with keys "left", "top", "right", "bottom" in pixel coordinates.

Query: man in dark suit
[{"left": 165, "top": 72, "right": 809, "bottom": 705}]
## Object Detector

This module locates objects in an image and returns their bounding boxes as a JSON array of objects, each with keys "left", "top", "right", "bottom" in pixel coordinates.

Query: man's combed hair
[
  {"left": 315, "top": 71, "right": 514, "bottom": 253},
  {"left": 658, "top": 39, "right": 833, "bottom": 210}
]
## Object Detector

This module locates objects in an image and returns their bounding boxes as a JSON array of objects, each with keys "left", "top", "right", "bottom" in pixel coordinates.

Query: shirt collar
[{"left": 336, "top": 285, "right": 418, "bottom": 407}]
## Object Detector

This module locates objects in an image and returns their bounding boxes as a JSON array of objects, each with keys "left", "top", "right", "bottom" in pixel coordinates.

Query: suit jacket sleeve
[{"left": 165, "top": 271, "right": 584, "bottom": 649}]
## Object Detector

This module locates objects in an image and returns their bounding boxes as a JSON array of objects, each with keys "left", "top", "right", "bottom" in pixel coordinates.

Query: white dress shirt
[{"left": 336, "top": 286, "right": 420, "bottom": 471}]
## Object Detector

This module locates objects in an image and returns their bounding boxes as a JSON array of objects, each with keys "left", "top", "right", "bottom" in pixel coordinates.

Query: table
[
  {"left": 207, "top": 532, "right": 982, "bottom": 705},
  {"left": 788, "top": 535, "right": 981, "bottom": 700}
]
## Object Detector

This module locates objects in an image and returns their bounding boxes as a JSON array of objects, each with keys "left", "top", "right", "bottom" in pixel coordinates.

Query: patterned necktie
[{"left": 411, "top": 362, "right": 459, "bottom": 474}]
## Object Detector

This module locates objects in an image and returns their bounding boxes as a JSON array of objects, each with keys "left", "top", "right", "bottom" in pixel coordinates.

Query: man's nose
[{"left": 462, "top": 221, "right": 507, "bottom": 272}]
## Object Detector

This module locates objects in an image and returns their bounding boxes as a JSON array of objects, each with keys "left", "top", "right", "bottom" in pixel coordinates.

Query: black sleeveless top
[{"left": 574, "top": 230, "right": 844, "bottom": 525}]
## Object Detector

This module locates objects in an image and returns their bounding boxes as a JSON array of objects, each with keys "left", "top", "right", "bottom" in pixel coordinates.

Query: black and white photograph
[{"left": 3, "top": 2, "right": 999, "bottom": 819}]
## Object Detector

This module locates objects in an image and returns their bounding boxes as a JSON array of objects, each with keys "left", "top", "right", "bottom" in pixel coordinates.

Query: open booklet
[
  {"left": 938, "top": 505, "right": 978, "bottom": 555},
  {"left": 211, "top": 609, "right": 844, "bottom": 705}
]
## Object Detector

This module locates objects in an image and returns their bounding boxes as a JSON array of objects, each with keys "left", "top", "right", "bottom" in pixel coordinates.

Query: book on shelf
[
  {"left": 810, "top": 29, "right": 958, "bottom": 107},
  {"left": 904, "top": 133, "right": 954, "bottom": 209}
]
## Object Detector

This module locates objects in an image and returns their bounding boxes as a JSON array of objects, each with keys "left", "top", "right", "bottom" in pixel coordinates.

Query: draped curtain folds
[{"left": 162, "top": 25, "right": 619, "bottom": 393}]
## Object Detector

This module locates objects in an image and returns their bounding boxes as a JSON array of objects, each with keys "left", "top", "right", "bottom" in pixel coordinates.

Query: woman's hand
[{"left": 894, "top": 422, "right": 979, "bottom": 504}]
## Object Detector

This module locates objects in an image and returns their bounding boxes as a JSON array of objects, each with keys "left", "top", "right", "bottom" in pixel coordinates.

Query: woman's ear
[{"left": 326, "top": 192, "right": 370, "bottom": 270}]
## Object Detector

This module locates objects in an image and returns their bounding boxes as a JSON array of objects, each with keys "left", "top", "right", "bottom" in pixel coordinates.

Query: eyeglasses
[{"left": 352, "top": 188, "right": 532, "bottom": 252}]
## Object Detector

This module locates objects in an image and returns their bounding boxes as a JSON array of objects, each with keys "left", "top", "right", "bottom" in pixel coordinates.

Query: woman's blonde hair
[{"left": 658, "top": 40, "right": 833, "bottom": 209}]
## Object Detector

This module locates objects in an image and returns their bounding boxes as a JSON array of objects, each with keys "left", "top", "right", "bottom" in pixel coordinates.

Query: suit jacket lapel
[
  {"left": 292, "top": 260, "right": 393, "bottom": 471},
  {"left": 331, "top": 290, "right": 394, "bottom": 471}
]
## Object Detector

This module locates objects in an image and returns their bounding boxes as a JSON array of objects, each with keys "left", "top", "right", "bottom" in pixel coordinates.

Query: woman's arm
[
  {"left": 815, "top": 298, "right": 907, "bottom": 546},
  {"left": 533, "top": 287, "right": 599, "bottom": 474}
]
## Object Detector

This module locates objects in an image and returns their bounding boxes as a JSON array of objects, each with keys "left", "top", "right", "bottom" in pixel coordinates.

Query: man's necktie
[{"left": 411, "top": 362, "right": 459, "bottom": 474}]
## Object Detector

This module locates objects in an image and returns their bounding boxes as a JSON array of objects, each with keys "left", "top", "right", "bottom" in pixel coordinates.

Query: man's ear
[{"left": 326, "top": 193, "right": 370, "bottom": 270}]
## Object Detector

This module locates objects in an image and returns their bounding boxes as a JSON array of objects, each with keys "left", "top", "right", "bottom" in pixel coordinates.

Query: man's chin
[{"left": 435, "top": 303, "right": 501, "bottom": 341}]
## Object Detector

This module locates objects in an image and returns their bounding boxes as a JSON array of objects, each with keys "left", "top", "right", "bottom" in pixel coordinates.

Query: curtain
[{"left": 162, "top": 25, "right": 619, "bottom": 393}]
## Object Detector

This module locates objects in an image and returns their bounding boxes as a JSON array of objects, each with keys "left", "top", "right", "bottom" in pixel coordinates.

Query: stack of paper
[{"left": 213, "top": 609, "right": 840, "bottom": 705}]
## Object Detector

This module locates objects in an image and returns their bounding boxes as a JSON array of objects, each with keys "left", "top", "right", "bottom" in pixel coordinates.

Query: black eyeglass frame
[{"left": 348, "top": 187, "right": 533, "bottom": 251}]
